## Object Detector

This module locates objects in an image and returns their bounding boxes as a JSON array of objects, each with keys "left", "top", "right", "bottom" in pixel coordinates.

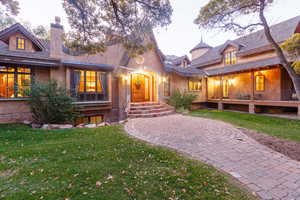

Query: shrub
[
  {"left": 27, "top": 80, "right": 77, "bottom": 124},
  {"left": 168, "top": 89, "right": 198, "bottom": 110}
]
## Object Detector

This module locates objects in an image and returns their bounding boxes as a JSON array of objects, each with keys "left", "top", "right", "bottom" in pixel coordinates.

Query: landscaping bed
[
  {"left": 0, "top": 124, "right": 255, "bottom": 200},
  {"left": 239, "top": 127, "right": 300, "bottom": 162},
  {"left": 190, "top": 109, "right": 300, "bottom": 162}
]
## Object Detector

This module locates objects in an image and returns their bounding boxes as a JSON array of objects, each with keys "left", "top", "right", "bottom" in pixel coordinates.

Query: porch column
[
  {"left": 220, "top": 76, "right": 223, "bottom": 100},
  {"left": 218, "top": 102, "right": 224, "bottom": 111},
  {"left": 298, "top": 104, "right": 300, "bottom": 119},
  {"left": 250, "top": 71, "right": 255, "bottom": 101},
  {"left": 249, "top": 103, "right": 256, "bottom": 114}
]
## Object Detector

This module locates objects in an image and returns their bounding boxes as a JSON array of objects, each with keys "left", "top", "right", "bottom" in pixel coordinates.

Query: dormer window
[
  {"left": 224, "top": 51, "right": 237, "bottom": 65},
  {"left": 16, "top": 38, "right": 25, "bottom": 50}
]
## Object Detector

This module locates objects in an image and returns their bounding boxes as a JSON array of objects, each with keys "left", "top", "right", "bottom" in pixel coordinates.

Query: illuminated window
[
  {"left": 163, "top": 76, "right": 170, "bottom": 96},
  {"left": 75, "top": 115, "right": 103, "bottom": 125},
  {"left": 223, "top": 80, "right": 229, "bottom": 98},
  {"left": 188, "top": 79, "right": 202, "bottom": 91},
  {"left": 255, "top": 75, "right": 265, "bottom": 91},
  {"left": 0, "top": 66, "right": 31, "bottom": 98},
  {"left": 224, "top": 51, "right": 237, "bottom": 65},
  {"left": 17, "top": 38, "right": 25, "bottom": 50},
  {"left": 72, "top": 70, "right": 107, "bottom": 102}
]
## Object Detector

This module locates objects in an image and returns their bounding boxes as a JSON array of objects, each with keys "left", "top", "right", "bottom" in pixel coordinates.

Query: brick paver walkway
[{"left": 125, "top": 114, "right": 300, "bottom": 200}]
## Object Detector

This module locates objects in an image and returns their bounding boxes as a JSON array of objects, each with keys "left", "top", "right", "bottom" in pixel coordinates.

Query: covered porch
[{"left": 206, "top": 66, "right": 300, "bottom": 118}]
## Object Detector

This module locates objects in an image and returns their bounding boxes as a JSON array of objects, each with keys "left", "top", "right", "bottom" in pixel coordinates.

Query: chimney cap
[{"left": 55, "top": 16, "right": 61, "bottom": 24}]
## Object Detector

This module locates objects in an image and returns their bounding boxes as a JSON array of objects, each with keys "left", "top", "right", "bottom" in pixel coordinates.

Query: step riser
[
  {"left": 129, "top": 108, "right": 173, "bottom": 114},
  {"left": 130, "top": 105, "right": 165, "bottom": 110},
  {"left": 128, "top": 102, "right": 175, "bottom": 119},
  {"left": 128, "top": 111, "right": 175, "bottom": 118}
]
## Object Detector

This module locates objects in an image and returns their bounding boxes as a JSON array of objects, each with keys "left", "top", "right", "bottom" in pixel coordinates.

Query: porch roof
[
  {"left": 164, "top": 63, "right": 206, "bottom": 77},
  {"left": 205, "top": 57, "right": 282, "bottom": 76},
  {"left": 61, "top": 60, "right": 115, "bottom": 71}
]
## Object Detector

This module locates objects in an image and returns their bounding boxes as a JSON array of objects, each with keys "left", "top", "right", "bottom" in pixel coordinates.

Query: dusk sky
[{"left": 17, "top": 0, "right": 300, "bottom": 57}]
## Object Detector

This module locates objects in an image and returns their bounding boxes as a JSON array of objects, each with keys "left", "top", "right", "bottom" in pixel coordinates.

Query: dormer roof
[{"left": 218, "top": 40, "right": 244, "bottom": 53}]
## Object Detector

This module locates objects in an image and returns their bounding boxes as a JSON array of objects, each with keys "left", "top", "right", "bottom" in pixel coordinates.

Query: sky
[{"left": 16, "top": 0, "right": 300, "bottom": 57}]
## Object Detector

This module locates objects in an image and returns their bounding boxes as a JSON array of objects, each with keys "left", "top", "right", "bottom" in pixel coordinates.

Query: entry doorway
[{"left": 131, "top": 73, "right": 151, "bottom": 102}]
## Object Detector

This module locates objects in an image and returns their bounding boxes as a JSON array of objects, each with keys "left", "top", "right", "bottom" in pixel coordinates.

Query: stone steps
[{"left": 128, "top": 102, "right": 175, "bottom": 118}]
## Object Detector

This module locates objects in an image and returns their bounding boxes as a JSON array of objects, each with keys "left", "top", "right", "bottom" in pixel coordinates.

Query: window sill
[{"left": 0, "top": 98, "right": 29, "bottom": 101}]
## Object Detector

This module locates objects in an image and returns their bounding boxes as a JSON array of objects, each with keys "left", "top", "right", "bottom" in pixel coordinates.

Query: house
[{"left": 0, "top": 16, "right": 299, "bottom": 124}]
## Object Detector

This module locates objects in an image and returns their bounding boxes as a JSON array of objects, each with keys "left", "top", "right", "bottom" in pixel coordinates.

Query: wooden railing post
[{"left": 250, "top": 71, "right": 255, "bottom": 101}]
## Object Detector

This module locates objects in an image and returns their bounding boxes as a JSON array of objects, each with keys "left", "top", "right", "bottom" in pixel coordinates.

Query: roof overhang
[
  {"left": 62, "top": 60, "right": 115, "bottom": 72},
  {"left": 0, "top": 55, "right": 59, "bottom": 67},
  {"left": 205, "top": 57, "right": 282, "bottom": 76}
]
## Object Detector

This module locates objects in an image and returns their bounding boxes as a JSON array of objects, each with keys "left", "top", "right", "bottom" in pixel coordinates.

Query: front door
[{"left": 131, "top": 74, "right": 150, "bottom": 102}]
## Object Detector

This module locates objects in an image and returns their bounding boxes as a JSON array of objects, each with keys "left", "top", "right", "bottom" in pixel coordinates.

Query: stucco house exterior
[{"left": 0, "top": 15, "right": 299, "bottom": 124}]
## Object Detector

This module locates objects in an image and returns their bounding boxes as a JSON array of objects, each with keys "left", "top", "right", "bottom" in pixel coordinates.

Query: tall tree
[
  {"left": 281, "top": 33, "right": 300, "bottom": 75},
  {"left": 195, "top": 0, "right": 300, "bottom": 99},
  {"left": 63, "top": 0, "right": 172, "bottom": 55}
]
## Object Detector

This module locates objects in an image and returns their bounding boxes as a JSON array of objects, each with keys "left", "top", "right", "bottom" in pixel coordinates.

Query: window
[
  {"left": 223, "top": 79, "right": 229, "bottom": 98},
  {"left": 72, "top": 70, "right": 107, "bottom": 102},
  {"left": 0, "top": 66, "right": 32, "bottom": 98},
  {"left": 224, "top": 51, "right": 237, "bottom": 65},
  {"left": 188, "top": 79, "right": 202, "bottom": 91},
  {"left": 75, "top": 115, "right": 103, "bottom": 125},
  {"left": 255, "top": 75, "right": 265, "bottom": 91},
  {"left": 16, "top": 38, "right": 25, "bottom": 50},
  {"left": 163, "top": 76, "right": 170, "bottom": 96}
]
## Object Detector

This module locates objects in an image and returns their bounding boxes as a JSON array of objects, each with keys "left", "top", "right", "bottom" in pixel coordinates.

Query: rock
[
  {"left": 31, "top": 123, "right": 42, "bottom": 129},
  {"left": 76, "top": 124, "right": 85, "bottom": 128},
  {"left": 23, "top": 120, "right": 31, "bottom": 125},
  {"left": 96, "top": 123, "right": 105, "bottom": 127},
  {"left": 41, "top": 124, "right": 50, "bottom": 130},
  {"left": 49, "top": 124, "right": 73, "bottom": 129},
  {"left": 85, "top": 124, "right": 97, "bottom": 128}
]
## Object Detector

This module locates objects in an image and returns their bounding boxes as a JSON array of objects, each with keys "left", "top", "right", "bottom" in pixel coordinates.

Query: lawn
[
  {"left": 190, "top": 109, "right": 300, "bottom": 142},
  {"left": 0, "top": 124, "right": 255, "bottom": 200}
]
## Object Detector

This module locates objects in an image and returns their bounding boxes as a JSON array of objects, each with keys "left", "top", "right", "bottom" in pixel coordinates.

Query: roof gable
[
  {"left": 0, "top": 23, "right": 45, "bottom": 51},
  {"left": 219, "top": 40, "right": 244, "bottom": 53}
]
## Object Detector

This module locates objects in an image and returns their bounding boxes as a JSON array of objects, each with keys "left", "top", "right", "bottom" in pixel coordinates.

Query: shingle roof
[
  {"left": 164, "top": 63, "right": 206, "bottom": 77},
  {"left": 190, "top": 40, "right": 212, "bottom": 53},
  {"left": 62, "top": 60, "right": 114, "bottom": 71},
  {"left": 191, "top": 15, "right": 300, "bottom": 68}
]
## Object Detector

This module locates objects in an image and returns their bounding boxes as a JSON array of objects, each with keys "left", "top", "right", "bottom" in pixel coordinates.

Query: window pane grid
[
  {"left": 188, "top": 79, "right": 202, "bottom": 91},
  {"left": 17, "top": 38, "right": 25, "bottom": 50},
  {"left": 0, "top": 66, "right": 31, "bottom": 98}
]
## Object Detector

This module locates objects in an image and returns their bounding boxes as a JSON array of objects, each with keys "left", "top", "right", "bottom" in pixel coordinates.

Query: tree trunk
[{"left": 259, "top": 0, "right": 300, "bottom": 100}]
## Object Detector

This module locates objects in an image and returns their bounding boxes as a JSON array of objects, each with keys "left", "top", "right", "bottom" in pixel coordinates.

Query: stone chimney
[{"left": 50, "top": 16, "right": 64, "bottom": 58}]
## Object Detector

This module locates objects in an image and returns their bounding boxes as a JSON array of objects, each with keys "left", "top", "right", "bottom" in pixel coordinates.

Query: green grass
[
  {"left": 190, "top": 109, "right": 300, "bottom": 142},
  {"left": 0, "top": 124, "right": 255, "bottom": 200}
]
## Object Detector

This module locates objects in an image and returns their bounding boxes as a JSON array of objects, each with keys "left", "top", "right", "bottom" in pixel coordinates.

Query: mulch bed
[{"left": 237, "top": 127, "right": 300, "bottom": 162}]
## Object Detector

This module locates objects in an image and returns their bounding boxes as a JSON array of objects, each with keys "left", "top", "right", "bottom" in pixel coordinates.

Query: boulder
[
  {"left": 96, "top": 123, "right": 105, "bottom": 127},
  {"left": 49, "top": 124, "right": 73, "bottom": 129},
  {"left": 31, "top": 123, "right": 42, "bottom": 129},
  {"left": 41, "top": 124, "right": 50, "bottom": 130},
  {"left": 85, "top": 124, "right": 97, "bottom": 128},
  {"left": 23, "top": 120, "right": 31, "bottom": 125}
]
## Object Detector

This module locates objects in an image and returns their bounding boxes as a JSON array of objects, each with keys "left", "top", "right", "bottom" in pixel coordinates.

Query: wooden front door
[{"left": 131, "top": 74, "right": 150, "bottom": 102}]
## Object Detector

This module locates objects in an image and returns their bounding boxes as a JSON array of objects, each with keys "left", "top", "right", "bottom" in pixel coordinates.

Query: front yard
[{"left": 0, "top": 124, "right": 255, "bottom": 200}]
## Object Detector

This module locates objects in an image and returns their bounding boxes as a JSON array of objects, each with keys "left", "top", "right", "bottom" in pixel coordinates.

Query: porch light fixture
[{"left": 228, "top": 78, "right": 236, "bottom": 85}]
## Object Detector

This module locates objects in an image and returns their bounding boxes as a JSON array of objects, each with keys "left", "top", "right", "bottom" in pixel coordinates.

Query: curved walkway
[{"left": 125, "top": 114, "right": 300, "bottom": 200}]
